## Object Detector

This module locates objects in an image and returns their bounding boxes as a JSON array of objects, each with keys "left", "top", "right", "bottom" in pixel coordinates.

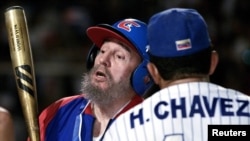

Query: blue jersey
[{"left": 36, "top": 94, "right": 143, "bottom": 141}]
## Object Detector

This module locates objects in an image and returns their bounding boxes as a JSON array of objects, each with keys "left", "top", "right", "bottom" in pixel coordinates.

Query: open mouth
[{"left": 96, "top": 70, "right": 106, "bottom": 77}]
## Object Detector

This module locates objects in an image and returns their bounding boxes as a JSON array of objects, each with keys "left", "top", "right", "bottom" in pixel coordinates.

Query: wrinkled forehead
[
  {"left": 102, "top": 38, "right": 142, "bottom": 61},
  {"left": 104, "top": 38, "right": 139, "bottom": 54}
]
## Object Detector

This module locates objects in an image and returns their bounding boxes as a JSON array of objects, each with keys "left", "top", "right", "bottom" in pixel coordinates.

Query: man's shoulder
[
  {"left": 55, "top": 94, "right": 84, "bottom": 104},
  {"left": 39, "top": 94, "right": 88, "bottom": 123},
  {"left": 39, "top": 94, "right": 86, "bottom": 116}
]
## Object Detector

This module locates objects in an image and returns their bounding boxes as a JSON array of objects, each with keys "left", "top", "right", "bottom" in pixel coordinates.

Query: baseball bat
[{"left": 4, "top": 6, "right": 40, "bottom": 141}]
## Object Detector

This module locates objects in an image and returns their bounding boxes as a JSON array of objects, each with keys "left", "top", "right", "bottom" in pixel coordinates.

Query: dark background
[{"left": 0, "top": 0, "right": 250, "bottom": 140}]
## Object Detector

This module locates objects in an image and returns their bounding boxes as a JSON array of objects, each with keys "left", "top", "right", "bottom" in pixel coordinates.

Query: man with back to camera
[
  {"left": 102, "top": 8, "right": 250, "bottom": 141},
  {"left": 27, "top": 18, "right": 154, "bottom": 141}
]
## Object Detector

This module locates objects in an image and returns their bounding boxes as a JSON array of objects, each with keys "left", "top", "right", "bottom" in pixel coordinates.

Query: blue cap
[
  {"left": 87, "top": 18, "right": 148, "bottom": 59},
  {"left": 147, "top": 8, "right": 211, "bottom": 57}
]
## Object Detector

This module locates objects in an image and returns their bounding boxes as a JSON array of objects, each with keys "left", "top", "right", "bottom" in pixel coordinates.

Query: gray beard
[{"left": 80, "top": 66, "right": 132, "bottom": 106}]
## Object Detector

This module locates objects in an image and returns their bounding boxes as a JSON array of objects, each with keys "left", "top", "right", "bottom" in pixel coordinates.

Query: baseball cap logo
[
  {"left": 176, "top": 39, "right": 192, "bottom": 51},
  {"left": 117, "top": 20, "right": 141, "bottom": 32}
]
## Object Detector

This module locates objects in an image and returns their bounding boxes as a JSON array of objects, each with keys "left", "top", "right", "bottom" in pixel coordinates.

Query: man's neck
[{"left": 91, "top": 99, "right": 131, "bottom": 137}]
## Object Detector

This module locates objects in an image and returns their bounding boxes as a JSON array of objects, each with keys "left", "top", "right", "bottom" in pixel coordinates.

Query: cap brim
[{"left": 86, "top": 25, "right": 136, "bottom": 51}]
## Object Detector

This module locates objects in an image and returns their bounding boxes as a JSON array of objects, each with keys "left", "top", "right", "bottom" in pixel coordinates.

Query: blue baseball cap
[
  {"left": 147, "top": 8, "right": 211, "bottom": 57},
  {"left": 86, "top": 18, "right": 148, "bottom": 59}
]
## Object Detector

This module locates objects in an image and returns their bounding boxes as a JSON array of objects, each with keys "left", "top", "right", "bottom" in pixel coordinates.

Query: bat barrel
[{"left": 5, "top": 6, "right": 40, "bottom": 141}]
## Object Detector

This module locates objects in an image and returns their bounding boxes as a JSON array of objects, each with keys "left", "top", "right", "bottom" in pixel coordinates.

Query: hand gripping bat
[{"left": 4, "top": 6, "right": 40, "bottom": 141}]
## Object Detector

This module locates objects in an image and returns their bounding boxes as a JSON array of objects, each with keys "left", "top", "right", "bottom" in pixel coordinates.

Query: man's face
[{"left": 81, "top": 40, "right": 141, "bottom": 105}]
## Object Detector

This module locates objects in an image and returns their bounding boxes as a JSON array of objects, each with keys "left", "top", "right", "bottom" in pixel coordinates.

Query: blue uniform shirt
[{"left": 36, "top": 94, "right": 143, "bottom": 141}]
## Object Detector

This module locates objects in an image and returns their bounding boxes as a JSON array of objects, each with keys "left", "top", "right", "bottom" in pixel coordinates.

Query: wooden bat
[{"left": 4, "top": 6, "right": 40, "bottom": 141}]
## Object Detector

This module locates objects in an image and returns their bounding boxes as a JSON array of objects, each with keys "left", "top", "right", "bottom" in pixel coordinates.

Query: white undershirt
[{"left": 93, "top": 134, "right": 102, "bottom": 141}]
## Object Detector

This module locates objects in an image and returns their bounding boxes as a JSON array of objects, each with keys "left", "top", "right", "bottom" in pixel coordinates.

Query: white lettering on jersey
[{"left": 129, "top": 95, "right": 250, "bottom": 129}]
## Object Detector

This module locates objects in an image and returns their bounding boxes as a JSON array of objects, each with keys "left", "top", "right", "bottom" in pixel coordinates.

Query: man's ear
[
  {"left": 147, "top": 62, "right": 161, "bottom": 85},
  {"left": 209, "top": 50, "right": 219, "bottom": 75}
]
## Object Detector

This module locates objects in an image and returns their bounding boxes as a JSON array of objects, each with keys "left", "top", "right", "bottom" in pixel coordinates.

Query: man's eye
[
  {"left": 116, "top": 55, "right": 125, "bottom": 60},
  {"left": 100, "top": 50, "right": 105, "bottom": 54}
]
